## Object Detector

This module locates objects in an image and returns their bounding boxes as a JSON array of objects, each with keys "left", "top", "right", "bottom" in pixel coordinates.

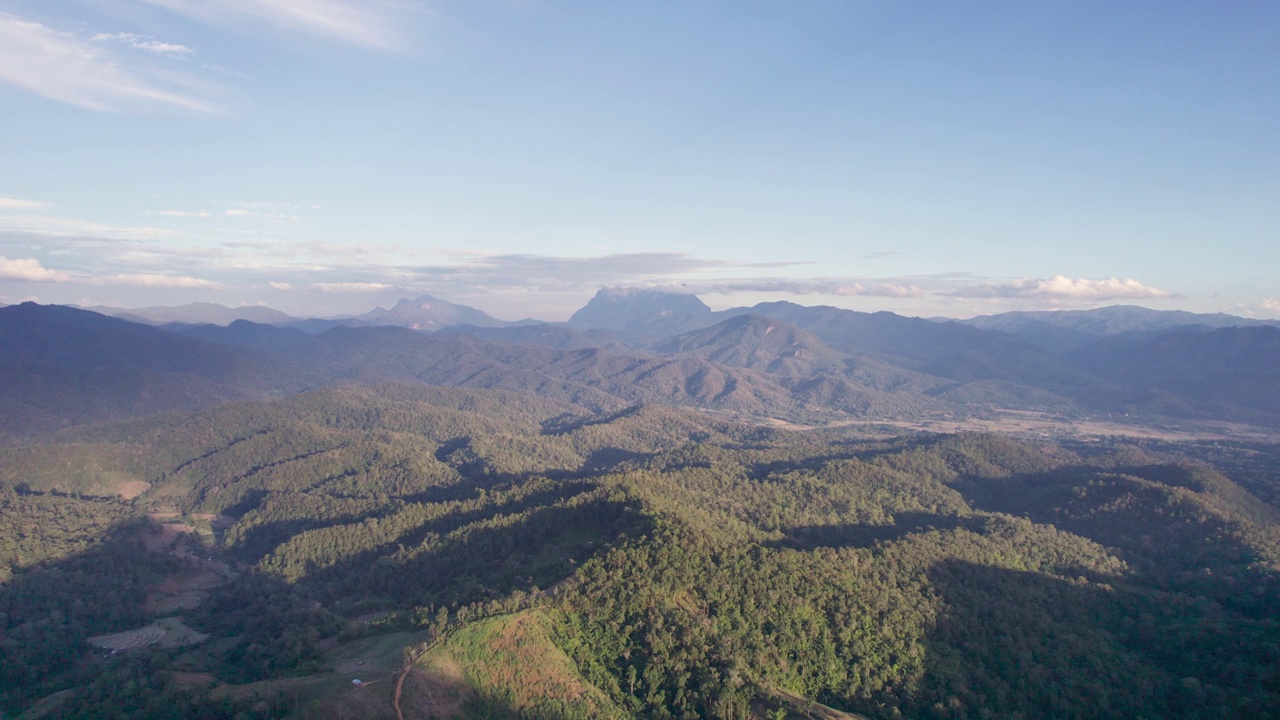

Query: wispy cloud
[
  {"left": 138, "top": 0, "right": 411, "bottom": 51},
  {"left": 407, "top": 252, "right": 804, "bottom": 292},
  {"left": 92, "top": 273, "right": 222, "bottom": 289},
  {"left": 0, "top": 13, "right": 218, "bottom": 112},
  {"left": 0, "top": 197, "right": 52, "bottom": 210},
  {"left": 268, "top": 281, "right": 293, "bottom": 290},
  {"left": 858, "top": 250, "right": 902, "bottom": 260},
  {"left": 690, "top": 279, "right": 925, "bottom": 298},
  {"left": 0, "top": 256, "right": 71, "bottom": 282},
  {"left": 0, "top": 214, "right": 182, "bottom": 241},
  {"left": 91, "top": 32, "right": 193, "bottom": 56},
  {"left": 943, "top": 275, "right": 1179, "bottom": 301},
  {"left": 313, "top": 282, "right": 395, "bottom": 292}
]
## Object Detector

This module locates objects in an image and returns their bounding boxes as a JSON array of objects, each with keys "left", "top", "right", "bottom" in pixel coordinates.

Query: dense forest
[{"left": 1, "top": 383, "right": 1278, "bottom": 718}]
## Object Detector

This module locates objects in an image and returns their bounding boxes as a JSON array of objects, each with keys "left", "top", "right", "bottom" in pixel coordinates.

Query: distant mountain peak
[
  {"left": 359, "top": 293, "right": 507, "bottom": 331},
  {"left": 568, "top": 287, "right": 711, "bottom": 331}
]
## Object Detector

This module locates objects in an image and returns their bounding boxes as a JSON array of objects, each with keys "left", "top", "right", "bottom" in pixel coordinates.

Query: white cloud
[
  {"left": 225, "top": 209, "right": 252, "bottom": 216},
  {"left": 91, "top": 32, "right": 193, "bottom": 56},
  {"left": 312, "top": 282, "right": 393, "bottom": 292},
  {"left": 943, "top": 275, "right": 1179, "bottom": 301},
  {"left": 151, "top": 210, "right": 212, "bottom": 218},
  {"left": 0, "top": 13, "right": 217, "bottom": 112},
  {"left": 1261, "top": 297, "right": 1280, "bottom": 317},
  {"left": 93, "top": 273, "right": 222, "bottom": 288},
  {"left": 409, "top": 252, "right": 758, "bottom": 290},
  {"left": 0, "top": 256, "right": 70, "bottom": 282},
  {"left": 138, "top": 0, "right": 410, "bottom": 50},
  {"left": 268, "top": 281, "right": 293, "bottom": 290},
  {"left": 0, "top": 214, "right": 181, "bottom": 241},
  {"left": 0, "top": 197, "right": 52, "bottom": 210}
]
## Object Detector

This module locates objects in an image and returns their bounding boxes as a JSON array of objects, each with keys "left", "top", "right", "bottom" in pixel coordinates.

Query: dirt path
[
  {"left": 395, "top": 638, "right": 438, "bottom": 720},
  {"left": 767, "top": 686, "right": 869, "bottom": 720},
  {"left": 394, "top": 664, "right": 408, "bottom": 720}
]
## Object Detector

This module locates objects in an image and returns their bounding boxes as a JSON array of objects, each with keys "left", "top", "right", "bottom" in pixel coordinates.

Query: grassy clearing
[{"left": 408, "top": 610, "right": 627, "bottom": 720}]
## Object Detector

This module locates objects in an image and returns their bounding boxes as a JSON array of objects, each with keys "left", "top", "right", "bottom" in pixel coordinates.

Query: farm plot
[
  {"left": 88, "top": 624, "right": 166, "bottom": 652},
  {"left": 87, "top": 617, "right": 208, "bottom": 653},
  {"left": 180, "top": 572, "right": 223, "bottom": 591}
]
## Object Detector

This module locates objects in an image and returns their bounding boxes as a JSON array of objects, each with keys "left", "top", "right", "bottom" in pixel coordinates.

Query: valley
[
  {"left": 1, "top": 295, "right": 1279, "bottom": 719},
  {"left": 757, "top": 408, "right": 1280, "bottom": 444}
]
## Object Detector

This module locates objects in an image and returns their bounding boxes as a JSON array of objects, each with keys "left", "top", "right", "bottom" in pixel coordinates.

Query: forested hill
[
  {"left": 0, "top": 303, "right": 316, "bottom": 436},
  {"left": 3, "top": 384, "right": 1279, "bottom": 719}
]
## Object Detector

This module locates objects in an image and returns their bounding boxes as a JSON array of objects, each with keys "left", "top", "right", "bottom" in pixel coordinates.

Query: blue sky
[{"left": 1, "top": 1, "right": 1277, "bottom": 320}]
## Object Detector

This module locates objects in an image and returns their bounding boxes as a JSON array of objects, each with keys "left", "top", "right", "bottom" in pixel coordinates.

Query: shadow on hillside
[
  {"left": 225, "top": 465, "right": 601, "bottom": 562},
  {"left": 742, "top": 434, "right": 929, "bottom": 482},
  {"left": 285, "top": 493, "right": 650, "bottom": 613},
  {"left": 899, "top": 559, "right": 1280, "bottom": 720},
  {"left": 580, "top": 446, "right": 656, "bottom": 473},
  {"left": 539, "top": 404, "right": 646, "bottom": 435},
  {"left": 456, "top": 687, "right": 605, "bottom": 720},
  {"left": 236, "top": 477, "right": 599, "bottom": 564},
  {"left": 769, "top": 512, "right": 984, "bottom": 550},
  {"left": 367, "top": 665, "right": 607, "bottom": 720},
  {"left": 950, "top": 464, "right": 1280, "bottom": 617}
]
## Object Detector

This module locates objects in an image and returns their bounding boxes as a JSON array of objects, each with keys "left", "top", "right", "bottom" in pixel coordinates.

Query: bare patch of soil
[{"left": 113, "top": 479, "right": 150, "bottom": 499}]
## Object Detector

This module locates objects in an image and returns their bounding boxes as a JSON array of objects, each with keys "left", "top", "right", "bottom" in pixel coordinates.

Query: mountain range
[
  {"left": 4, "top": 289, "right": 1279, "bottom": 437},
  {"left": 956, "top": 304, "right": 1280, "bottom": 351}
]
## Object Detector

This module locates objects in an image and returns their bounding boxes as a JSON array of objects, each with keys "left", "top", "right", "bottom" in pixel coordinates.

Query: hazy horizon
[{"left": 10, "top": 286, "right": 1274, "bottom": 326}]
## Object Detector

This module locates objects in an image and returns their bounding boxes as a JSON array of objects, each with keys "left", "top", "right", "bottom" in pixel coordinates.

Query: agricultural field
[{"left": 87, "top": 617, "right": 208, "bottom": 653}]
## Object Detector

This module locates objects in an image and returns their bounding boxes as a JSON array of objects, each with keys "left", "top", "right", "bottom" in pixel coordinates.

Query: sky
[{"left": 1, "top": 1, "right": 1277, "bottom": 321}]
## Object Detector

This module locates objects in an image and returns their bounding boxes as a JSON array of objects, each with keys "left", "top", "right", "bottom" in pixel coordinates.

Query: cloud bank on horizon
[
  {"left": 0, "top": 238, "right": 1212, "bottom": 319},
  {"left": 0, "top": 2, "right": 1276, "bottom": 319}
]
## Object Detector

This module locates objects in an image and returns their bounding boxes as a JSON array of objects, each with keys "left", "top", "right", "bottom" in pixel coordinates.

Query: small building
[{"left": 351, "top": 679, "right": 362, "bottom": 686}]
